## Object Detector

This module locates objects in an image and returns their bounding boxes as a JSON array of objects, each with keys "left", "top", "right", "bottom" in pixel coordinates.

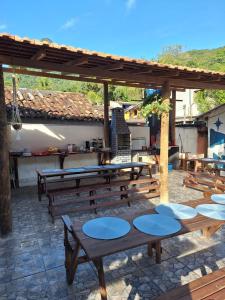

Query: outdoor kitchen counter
[{"left": 10, "top": 149, "right": 110, "bottom": 188}]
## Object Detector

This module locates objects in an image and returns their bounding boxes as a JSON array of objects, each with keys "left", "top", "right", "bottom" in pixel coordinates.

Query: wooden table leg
[
  {"left": 155, "top": 241, "right": 162, "bottom": 264},
  {"left": 94, "top": 258, "right": 107, "bottom": 300},
  {"left": 13, "top": 156, "right": 19, "bottom": 188},
  {"left": 202, "top": 225, "right": 222, "bottom": 238},
  {"left": 37, "top": 174, "right": 42, "bottom": 201},
  {"left": 148, "top": 164, "right": 152, "bottom": 178},
  {"left": 147, "top": 242, "right": 162, "bottom": 263}
]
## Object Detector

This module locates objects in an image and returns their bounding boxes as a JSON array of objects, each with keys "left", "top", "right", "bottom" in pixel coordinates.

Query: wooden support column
[
  {"left": 0, "top": 64, "right": 12, "bottom": 235},
  {"left": 159, "top": 81, "right": 171, "bottom": 203},
  {"left": 103, "top": 83, "right": 110, "bottom": 148},
  {"left": 171, "top": 90, "right": 176, "bottom": 145}
]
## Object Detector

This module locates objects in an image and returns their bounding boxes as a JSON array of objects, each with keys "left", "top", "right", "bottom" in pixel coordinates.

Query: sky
[{"left": 1, "top": 0, "right": 225, "bottom": 60}]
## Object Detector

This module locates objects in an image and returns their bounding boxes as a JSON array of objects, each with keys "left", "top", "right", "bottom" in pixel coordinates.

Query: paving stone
[
  {"left": 142, "top": 257, "right": 200, "bottom": 293},
  {"left": 106, "top": 270, "right": 161, "bottom": 299}
]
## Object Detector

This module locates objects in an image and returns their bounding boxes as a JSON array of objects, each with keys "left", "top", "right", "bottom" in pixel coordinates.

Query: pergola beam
[
  {"left": 31, "top": 48, "right": 47, "bottom": 61},
  {"left": 1, "top": 55, "right": 225, "bottom": 90},
  {"left": 106, "top": 62, "right": 124, "bottom": 71},
  {"left": 3, "top": 67, "right": 155, "bottom": 89},
  {"left": 64, "top": 57, "right": 89, "bottom": 66}
]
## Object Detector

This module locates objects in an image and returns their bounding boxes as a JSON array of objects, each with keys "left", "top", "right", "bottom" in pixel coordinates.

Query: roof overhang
[{"left": 1, "top": 33, "right": 225, "bottom": 90}]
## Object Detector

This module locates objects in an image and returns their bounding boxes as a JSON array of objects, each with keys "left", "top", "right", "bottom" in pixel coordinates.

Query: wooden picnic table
[
  {"left": 36, "top": 162, "right": 151, "bottom": 201},
  {"left": 10, "top": 149, "right": 109, "bottom": 188},
  {"left": 180, "top": 157, "right": 225, "bottom": 173},
  {"left": 62, "top": 197, "right": 225, "bottom": 300}
]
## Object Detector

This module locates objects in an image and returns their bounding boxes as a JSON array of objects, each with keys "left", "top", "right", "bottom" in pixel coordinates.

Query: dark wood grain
[
  {"left": 72, "top": 198, "right": 224, "bottom": 260},
  {"left": 155, "top": 267, "right": 225, "bottom": 300},
  {"left": 0, "top": 64, "right": 12, "bottom": 235}
]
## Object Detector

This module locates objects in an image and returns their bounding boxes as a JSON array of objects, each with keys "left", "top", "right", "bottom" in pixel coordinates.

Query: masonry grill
[{"left": 111, "top": 108, "right": 131, "bottom": 163}]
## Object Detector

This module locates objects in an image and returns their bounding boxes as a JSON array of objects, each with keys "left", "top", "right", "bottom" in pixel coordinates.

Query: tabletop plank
[
  {"left": 72, "top": 197, "right": 225, "bottom": 260},
  {"left": 37, "top": 162, "right": 148, "bottom": 177}
]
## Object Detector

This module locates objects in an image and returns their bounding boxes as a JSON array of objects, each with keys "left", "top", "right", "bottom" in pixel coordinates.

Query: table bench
[
  {"left": 62, "top": 197, "right": 225, "bottom": 300},
  {"left": 155, "top": 267, "right": 225, "bottom": 300},
  {"left": 37, "top": 162, "right": 151, "bottom": 201},
  {"left": 184, "top": 171, "right": 225, "bottom": 193},
  {"left": 49, "top": 177, "right": 159, "bottom": 222}
]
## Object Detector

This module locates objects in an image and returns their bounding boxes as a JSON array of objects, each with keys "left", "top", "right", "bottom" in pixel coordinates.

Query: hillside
[
  {"left": 158, "top": 45, "right": 225, "bottom": 113},
  {"left": 158, "top": 45, "right": 225, "bottom": 73}
]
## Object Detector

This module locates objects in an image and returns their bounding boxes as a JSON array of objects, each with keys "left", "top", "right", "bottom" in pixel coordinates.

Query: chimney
[{"left": 110, "top": 108, "right": 131, "bottom": 163}]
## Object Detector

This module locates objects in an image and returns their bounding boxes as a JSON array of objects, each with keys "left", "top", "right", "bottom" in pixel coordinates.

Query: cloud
[
  {"left": 126, "top": 0, "right": 136, "bottom": 11},
  {"left": 0, "top": 24, "right": 7, "bottom": 31},
  {"left": 61, "top": 18, "right": 78, "bottom": 30}
]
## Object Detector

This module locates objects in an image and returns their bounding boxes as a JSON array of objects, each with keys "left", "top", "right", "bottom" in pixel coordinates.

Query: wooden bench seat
[
  {"left": 155, "top": 267, "right": 225, "bottom": 300},
  {"left": 47, "top": 177, "right": 157, "bottom": 197},
  {"left": 45, "top": 169, "right": 142, "bottom": 195},
  {"left": 49, "top": 177, "right": 159, "bottom": 222}
]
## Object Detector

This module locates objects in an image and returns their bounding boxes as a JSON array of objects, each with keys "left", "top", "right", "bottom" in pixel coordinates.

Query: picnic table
[
  {"left": 36, "top": 162, "right": 151, "bottom": 201},
  {"left": 62, "top": 197, "right": 225, "bottom": 300},
  {"left": 180, "top": 157, "right": 225, "bottom": 173}
]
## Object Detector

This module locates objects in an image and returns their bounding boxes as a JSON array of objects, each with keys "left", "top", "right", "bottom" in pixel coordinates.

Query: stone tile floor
[{"left": 1, "top": 170, "right": 225, "bottom": 299}]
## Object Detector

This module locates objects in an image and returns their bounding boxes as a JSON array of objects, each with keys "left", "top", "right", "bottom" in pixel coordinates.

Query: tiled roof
[
  {"left": 5, "top": 88, "right": 104, "bottom": 122},
  {"left": 1, "top": 33, "right": 225, "bottom": 76},
  {"left": 1, "top": 34, "right": 225, "bottom": 91}
]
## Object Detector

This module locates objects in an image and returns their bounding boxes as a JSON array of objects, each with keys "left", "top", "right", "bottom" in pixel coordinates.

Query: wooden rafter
[
  {"left": 106, "top": 62, "right": 124, "bottom": 71},
  {"left": 64, "top": 56, "right": 89, "bottom": 66},
  {"left": 0, "top": 34, "right": 225, "bottom": 90},
  {"left": 3, "top": 67, "right": 153, "bottom": 89},
  {"left": 31, "top": 48, "right": 47, "bottom": 61},
  {"left": 1, "top": 55, "right": 225, "bottom": 90}
]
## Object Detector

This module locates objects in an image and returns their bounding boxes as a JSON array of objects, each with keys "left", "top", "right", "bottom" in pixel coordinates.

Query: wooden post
[
  {"left": 103, "top": 83, "right": 109, "bottom": 148},
  {"left": 171, "top": 90, "right": 176, "bottom": 146},
  {"left": 159, "top": 81, "right": 171, "bottom": 203},
  {"left": 0, "top": 64, "right": 12, "bottom": 235}
]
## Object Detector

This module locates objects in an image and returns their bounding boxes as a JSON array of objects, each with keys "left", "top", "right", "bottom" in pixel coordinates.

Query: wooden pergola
[{"left": 1, "top": 33, "right": 225, "bottom": 235}]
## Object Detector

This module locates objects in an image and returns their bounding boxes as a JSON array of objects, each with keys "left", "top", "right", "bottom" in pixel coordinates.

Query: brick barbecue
[{"left": 110, "top": 108, "right": 131, "bottom": 163}]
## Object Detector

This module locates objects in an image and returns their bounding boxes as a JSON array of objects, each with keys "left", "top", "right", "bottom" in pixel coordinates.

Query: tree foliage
[
  {"left": 141, "top": 91, "right": 171, "bottom": 118},
  {"left": 194, "top": 90, "right": 225, "bottom": 113},
  {"left": 158, "top": 44, "right": 225, "bottom": 113},
  {"left": 3, "top": 73, "right": 143, "bottom": 104}
]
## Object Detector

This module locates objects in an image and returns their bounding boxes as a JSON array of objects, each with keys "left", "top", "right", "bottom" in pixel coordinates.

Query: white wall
[
  {"left": 175, "top": 127, "right": 198, "bottom": 154},
  {"left": 10, "top": 122, "right": 149, "bottom": 186},
  {"left": 10, "top": 123, "right": 104, "bottom": 152},
  {"left": 176, "top": 89, "right": 199, "bottom": 120}
]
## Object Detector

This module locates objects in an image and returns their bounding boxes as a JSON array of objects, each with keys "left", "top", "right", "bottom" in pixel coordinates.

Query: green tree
[
  {"left": 157, "top": 44, "right": 225, "bottom": 113},
  {"left": 194, "top": 90, "right": 225, "bottom": 113}
]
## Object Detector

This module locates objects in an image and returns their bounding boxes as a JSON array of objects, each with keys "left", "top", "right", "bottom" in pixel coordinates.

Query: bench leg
[
  {"left": 65, "top": 241, "right": 81, "bottom": 285},
  {"left": 94, "top": 258, "right": 107, "bottom": 300}
]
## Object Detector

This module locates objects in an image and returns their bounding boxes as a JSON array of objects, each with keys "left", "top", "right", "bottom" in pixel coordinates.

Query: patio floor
[{"left": 1, "top": 170, "right": 225, "bottom": 299}]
